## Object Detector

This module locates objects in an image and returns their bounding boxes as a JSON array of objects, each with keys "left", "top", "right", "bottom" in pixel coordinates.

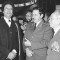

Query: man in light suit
[
  {"left": 0, "top": 1, "right": 19, "bottom": 60},
  {"left": 46, "top": 9, "right": 60, "bottom": 60},
  {"left": 23, "top": 7, "right": 54, "bottom": 60}
]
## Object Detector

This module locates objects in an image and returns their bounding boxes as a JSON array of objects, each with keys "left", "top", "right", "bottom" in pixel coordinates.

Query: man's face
[
  {"left": 3, "top": 4, "right": 13, "bottom": 19},
  {"left": 49, "top": 14, "right": 60, "bottom": 28},
  {"left": 26, "top": 12, "right": 32, "bottom": 21},
  {"left": 32, "top": 10, "right": 42, "bottom": 23}
]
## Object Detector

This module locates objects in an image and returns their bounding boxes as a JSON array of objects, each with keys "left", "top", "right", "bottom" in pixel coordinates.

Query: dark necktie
[
  {"left": 8, "top": 20, "right": 11, "bottom": 27},
  {"left": 9, "top": 20, "right": 11, "bottom": 22},
  {"left": 34, "top": 23, "right": 36, "bottom": 30}
]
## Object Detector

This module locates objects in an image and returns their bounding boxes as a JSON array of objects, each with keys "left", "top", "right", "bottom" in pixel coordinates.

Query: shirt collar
[
  {"left": 4, "top": 17, "right": 11, "bottom": 27},
  {"left": 36, "top": 20, "right": 41, "bottom": 27},
  {"left": 4, "top": 17, "right": 11, "bottom": 22}
]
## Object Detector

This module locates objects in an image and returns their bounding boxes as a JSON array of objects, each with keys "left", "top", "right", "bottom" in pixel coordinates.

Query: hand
[
  {"left": 24, "top": 40, "right": 31, "bottom": 46},
  {"left": 26, "top": 48, "right": 33, "bottom": 57},
  {"left": 12, "top": 49, "right": 17, "bottom": 54},
  {"left": 21, "top": 25, "right": 26, "bottom": 30},
  {"left": 51, "top": 41, "right": 59, "bottom": 52},
  {"left": 7, "top": 49, "right": 17, "bottom": 60},
  {"left": 24, "top": 38, "right": 31, "bottom": 46}
]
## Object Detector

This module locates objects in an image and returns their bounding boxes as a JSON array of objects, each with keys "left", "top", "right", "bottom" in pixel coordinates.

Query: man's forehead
[
  {"left": 32, "top": 10, "right": 40, "bottom": 14},
  {"left": 4, "top": 4, "right": 13, "bottom": 8},
  {"left": 26, "top": 12, "right": 31, "bottom": 15}
]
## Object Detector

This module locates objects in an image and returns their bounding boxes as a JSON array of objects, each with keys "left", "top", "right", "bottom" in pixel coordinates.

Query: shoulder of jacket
[{"left": 43, "top": 22, "right": 52, "bottom": 31}]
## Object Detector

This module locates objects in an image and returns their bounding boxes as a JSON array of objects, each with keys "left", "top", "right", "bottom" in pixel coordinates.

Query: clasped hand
[
  {"left": 7, "top": 49, "right": 17, "bottom": 60},
  {"left": 24, "top": 38, "right": 31, "bottom": 46},
  {"left": 26, "top": 48, "right": 33, "bottom": 57}
]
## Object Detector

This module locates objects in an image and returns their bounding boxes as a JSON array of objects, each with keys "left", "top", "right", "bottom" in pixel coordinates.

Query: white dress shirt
[{"left": 4, "top": 17, "right": 11, "bottom": 27}]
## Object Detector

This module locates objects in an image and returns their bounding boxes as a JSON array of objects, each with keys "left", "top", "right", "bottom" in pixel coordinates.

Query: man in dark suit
[
  {"left": 23, "top": 7, "right": 54, "bottom": 60},
  {"left": 0, "top": 1, "right": 19, "bottom": 60}
]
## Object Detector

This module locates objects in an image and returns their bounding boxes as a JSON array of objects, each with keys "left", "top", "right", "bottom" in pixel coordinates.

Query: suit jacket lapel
[
  {"left": 34, "top": 21, "right": 43, "bottom": 33},
  {"left": 1, "top": 18, "right": 10, "bottom": 30}
]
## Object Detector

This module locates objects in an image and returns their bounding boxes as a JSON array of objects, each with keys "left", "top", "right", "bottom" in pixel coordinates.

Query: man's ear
[{"left": 41, "top": 14, "right": 43, "bottom": 18}]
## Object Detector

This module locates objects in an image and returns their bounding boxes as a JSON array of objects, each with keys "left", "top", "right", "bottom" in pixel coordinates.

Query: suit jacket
[
  {"left": 0, "top": 18, "right": 19, "bottom": 60},
  {"left": 46, "top": 29, "right": 60, "bottom": 60},
  {"left": 23, "top": 21, "right": 54, "bottom": 60},
  {"left": 23, "top": 22, "right": 35, "bottom": 52}
]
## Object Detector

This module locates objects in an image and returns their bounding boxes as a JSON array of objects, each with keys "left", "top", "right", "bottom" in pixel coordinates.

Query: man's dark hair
[
  {"left": 32, "top": 7, "right": 44, "bottom": 15},
  {"left": 32, "top": 7, "right": 44, "bottom": 19},
  {"left": 25, "top": 9, "right": 32, "bottom": 15},
  {"left": 2, "top": 1, "right": 14, "bottom": 12}
]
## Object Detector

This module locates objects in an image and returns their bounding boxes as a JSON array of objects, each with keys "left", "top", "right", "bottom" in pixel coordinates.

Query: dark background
[{"left": 0, "top": 0, "right": 60, "bottom": 16}]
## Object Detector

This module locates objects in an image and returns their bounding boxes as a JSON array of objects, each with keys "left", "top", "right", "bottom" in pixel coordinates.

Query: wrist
[{"left": 12, "top": 49, "right": 17, "bottom": 54}]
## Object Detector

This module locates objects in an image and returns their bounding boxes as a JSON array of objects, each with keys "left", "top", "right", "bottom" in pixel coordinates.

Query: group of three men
[{"left": 0, "top": 1, "right": 54, "bottom": 60}]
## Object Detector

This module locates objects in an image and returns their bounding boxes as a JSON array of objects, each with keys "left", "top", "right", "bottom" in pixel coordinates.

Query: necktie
[
  {"left": 34, "top": 23, "right": 36, "bottom": 30},
  {"left": 9, "top": 20, "right": 11, "bottom": 22},
  {"left": 8, "top": 20, "right": 11, "bottom": 27}
]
